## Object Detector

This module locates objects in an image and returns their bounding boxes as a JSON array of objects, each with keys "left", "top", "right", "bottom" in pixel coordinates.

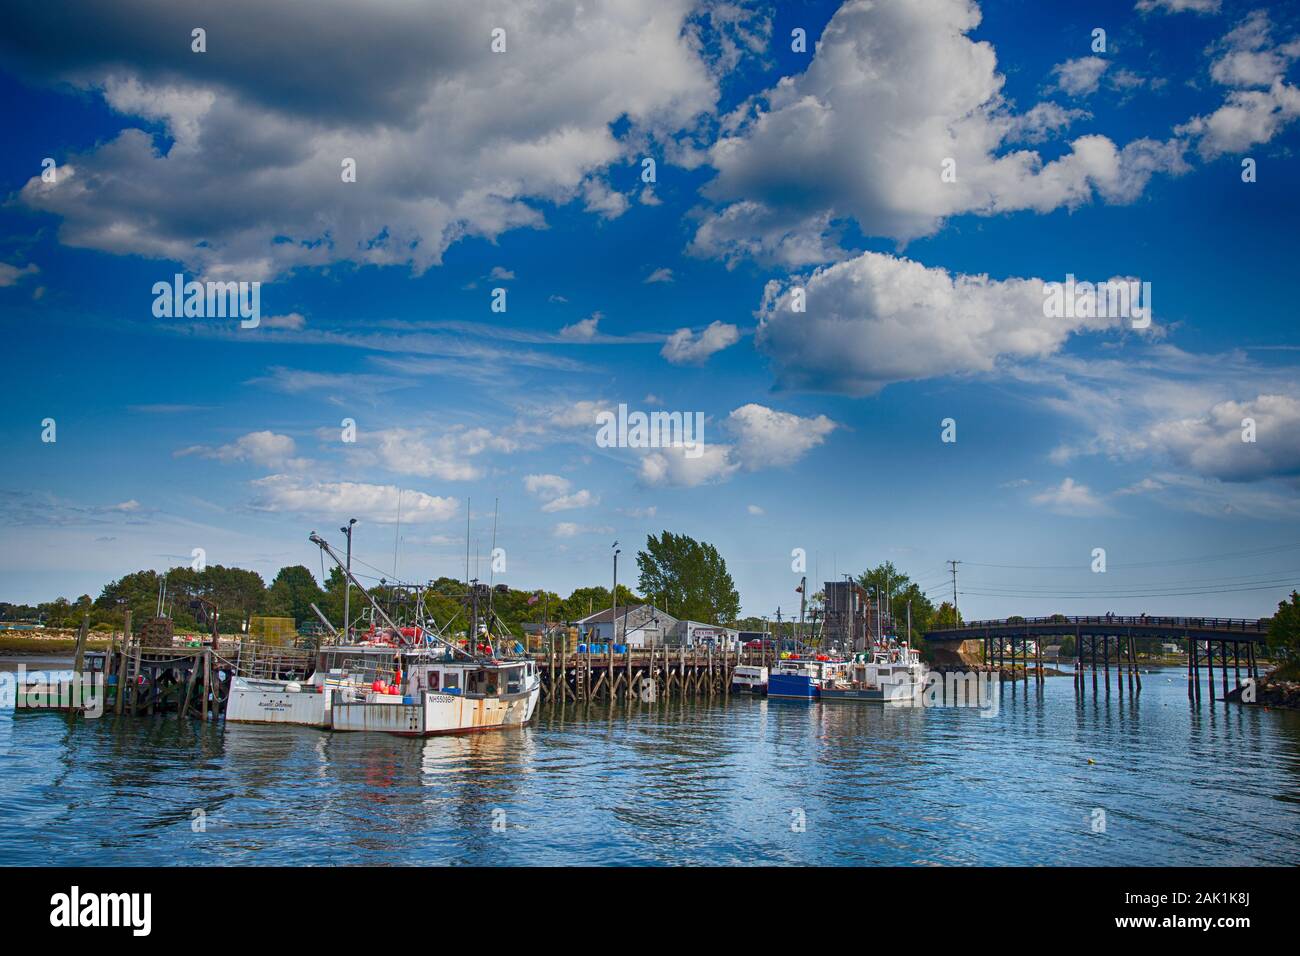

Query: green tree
[
  {"left": 930, "top": 601, "right": 963, "bottom": 630},
  {"left": 95, "top": 570, "right": 164, "bottom": 627},
  {"left": 636, "top": 531, "right": 739, "bottom": 624},
  {"left": 264, "top": 565, "right": 327, "bottom": 626},
  {"left": 559, "top": 585, "right": 640, "bottom": 622},
  {"left": 1268, "top": 591, "right": 1300, "bottom": 662},
  {"left": 855, "top": 563, "right": 937, "bottom": 645}
]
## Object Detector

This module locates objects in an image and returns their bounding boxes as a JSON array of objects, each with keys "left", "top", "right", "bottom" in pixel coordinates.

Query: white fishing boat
[
  {"left": 330, "top": 654, "right": 539, "bottom": 735},
  {"left": 819, "top": 644, "right": 925, "bottom": 704},
  {"left": 226, "top": 530, "right": 541, "bottom": 736},
  {"left": 730, "top": 664, "right": 768, "bottom": 695}
]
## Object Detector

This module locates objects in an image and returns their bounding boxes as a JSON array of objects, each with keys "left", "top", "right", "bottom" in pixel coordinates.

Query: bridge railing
[{"left": 943, "top": 615, "right": 1270, "bottom": 633}]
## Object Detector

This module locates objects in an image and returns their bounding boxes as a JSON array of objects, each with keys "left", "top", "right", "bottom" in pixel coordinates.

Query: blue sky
[{"left": 2, "top": 0, "right": 1299, "bottom": 620}]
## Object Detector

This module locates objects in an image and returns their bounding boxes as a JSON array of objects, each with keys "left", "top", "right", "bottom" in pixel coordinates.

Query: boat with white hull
[
  {"left": 227, "top": 529, "right": 541, "bottom": 736},
  {"left": 819, "top": 645, "right": 925, "bottom": 704},
  {"left": 228, "top": 633, "right": 541, "bottom": 736}
]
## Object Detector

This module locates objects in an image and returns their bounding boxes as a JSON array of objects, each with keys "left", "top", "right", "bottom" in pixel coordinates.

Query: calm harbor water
[{"left": 1, "top": 661, "right": 1298, "bottom": 866}]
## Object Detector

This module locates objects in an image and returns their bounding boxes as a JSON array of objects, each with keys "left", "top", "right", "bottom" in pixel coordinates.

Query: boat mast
[
  {"left": 488, "top": 498, "right": 499, "bottom": 634},
  {"left": 797, "top": 576, "right": 807, "bottom": 654},
  {"left": 310, "top": 531, "right": 472, "bottom": 659}
]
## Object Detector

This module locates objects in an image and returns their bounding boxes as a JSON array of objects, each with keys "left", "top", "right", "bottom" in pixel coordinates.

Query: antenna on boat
[
  {"left": 393, "top": 487, "right": 402, "bottom": 579},
  {"left": 488, "top": 498, "right": 499, "bottom": 590},
  {"left": 487, "top": 498, "right": 500, "bottom": 647}
]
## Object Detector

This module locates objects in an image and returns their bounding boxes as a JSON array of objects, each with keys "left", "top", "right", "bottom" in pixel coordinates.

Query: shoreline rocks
[{"left": 1227, "top": 672, "right": 1300, "bottom": 710}]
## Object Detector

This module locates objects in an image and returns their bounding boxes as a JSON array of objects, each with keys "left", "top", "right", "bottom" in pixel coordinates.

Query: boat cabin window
[
  {"left": 466, "top": 669, "right": 499, "bottom": 696},
  {"left": 504, "top": 665, "right": 524, "bottom": 694},
  {"left": 444, "top": 672, "right": 459, "bottom": 690},
  {"left": 426, "top": 669, "right": 441, "bottom": 690}
]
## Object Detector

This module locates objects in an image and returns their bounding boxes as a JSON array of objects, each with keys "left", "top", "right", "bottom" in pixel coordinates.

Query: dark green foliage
[{"left": 636, "top": 531, "right": 740, "bottom": 624}]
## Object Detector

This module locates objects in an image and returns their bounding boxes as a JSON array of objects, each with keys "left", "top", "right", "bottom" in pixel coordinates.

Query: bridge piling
[
  {"left": 1221, "top": 641, "right": 1229, "bottom": 700},
  {"left": 1192, "top": 635, "right": 1201, "bottom": 702},
  {"left": 1103, "top": 634, "right": 1110, "bottom": 690},
  {"left": 1207, "top": 641, "right": 1216, "bottom": 702},
  {"left": 926, "top": 616, "right": 1264, "bottom": 706}
]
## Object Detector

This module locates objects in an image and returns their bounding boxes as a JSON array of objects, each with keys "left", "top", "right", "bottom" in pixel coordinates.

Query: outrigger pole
[
  {"left": 309, "top": 531, "right": 475, "bottom": 660},
  {"left": 309, "top": 602, "right": 339, "bottom": 639}
]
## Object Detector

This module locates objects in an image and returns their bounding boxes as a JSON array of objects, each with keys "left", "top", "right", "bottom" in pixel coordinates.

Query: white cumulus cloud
[
  {"left": 661, "top": 321, "right": 740, "bottom": 365},
  {"left": 7, "top": 0, "right": 725, "bottom": 279},
  {"left": 250, "top": 476, "right": 458, "bottom": 523},
  {"left": 1030, "top": 477, "right": 1110, "bottom": 516},
  {"left": 755, "top": 250, "right": 1131, "bottom": 396},
  {"left": 689, "top": 0, "right": 1186, "bottom": 265}
]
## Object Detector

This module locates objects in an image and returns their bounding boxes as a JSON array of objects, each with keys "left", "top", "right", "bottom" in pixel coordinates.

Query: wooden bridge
[{"left": 925, "top": 615, "right": 1268, "bottom": 702}]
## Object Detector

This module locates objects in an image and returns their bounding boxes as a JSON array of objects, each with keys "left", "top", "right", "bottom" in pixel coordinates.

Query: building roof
[{"left": 576, "top": 604, "right": 659, "bottom": 625}]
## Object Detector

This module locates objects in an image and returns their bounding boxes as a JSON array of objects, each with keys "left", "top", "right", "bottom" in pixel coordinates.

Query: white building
[
  {"left": 672, "top": 620, "right": 743, "bottom": 650},
  {"left": 575, "top": 604, "right": 678, "bottom": 648}
]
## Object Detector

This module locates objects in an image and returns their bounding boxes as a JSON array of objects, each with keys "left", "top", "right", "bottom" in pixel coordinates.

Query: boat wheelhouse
[
  {"left": 766, "top": 657, "right": 848, "bottom": 700},
  {"left": 819, "top": 645, "right": 925, "bottom": 704},
  {"left": 730, "top": 664, "right": 768, "bottom": 695}
]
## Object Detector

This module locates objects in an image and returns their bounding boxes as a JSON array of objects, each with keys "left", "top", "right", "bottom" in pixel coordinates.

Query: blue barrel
[
  {"left": 614, "top": 644, "right": 627, "bottom": 654},
  {"left": 577, "top": 643, "right": 588, "bottom": 653}
]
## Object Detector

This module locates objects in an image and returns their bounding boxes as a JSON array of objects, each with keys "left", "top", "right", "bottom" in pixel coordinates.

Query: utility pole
[
  {"left": 611, "top": 541, "right": 620, "bottom": 646},
  {"left": 884, "top": 567, "right": 891, "bottom": 636},
  {"left": 775, "top": 606, "right": 782, "bottom": 663},
  {"left": 876, "top": 586, "right": 882, "bottom": 643},
  {"left": 797, "top": 576, "right": 807, "bottom": 653},
  {"left": 948, "top": 559, "right": 961, "bottom": 625},
  {"left": 340, "top": 518, "right": 356, "bottom": 641}
]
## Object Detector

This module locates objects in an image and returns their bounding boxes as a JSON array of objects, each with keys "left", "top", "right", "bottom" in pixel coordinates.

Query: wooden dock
[
  {"left": 85, "top": 612, "right": 316, "bottom": 720},
  {"left": 63, "top": 610, "right": 762, "bottom": 719},
  {"left": 533, "top": 645, "right": 768, "bottom": 704}
]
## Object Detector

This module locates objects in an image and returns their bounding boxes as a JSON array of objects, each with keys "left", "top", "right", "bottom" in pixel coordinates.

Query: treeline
[
  {"left": 0, "top": 550, "right": 954, "bottom": 644},
  {"left": 0, "top": 531, "right": 744, "bottom": 640},
  {"left": 0, "top": 564, "right": 648, "bottom": 639},
  {"left": 16, "top": 542, "right": 1291, "bottom": 659}
]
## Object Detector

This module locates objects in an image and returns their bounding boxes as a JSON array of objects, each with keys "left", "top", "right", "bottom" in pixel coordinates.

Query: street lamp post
[
  {"left": 611, "top": 541, "right": 621, "bottom": 647},
  {"left": 341, "top": 518, "right": 356, "bottom": 642}
]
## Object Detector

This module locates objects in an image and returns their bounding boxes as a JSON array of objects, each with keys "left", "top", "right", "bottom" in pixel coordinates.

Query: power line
[
  {"left": 962, "top": 567, "right": 1300, "bottom": 592},
  {"left": 960, "top": 580, "right": 1296, "bottom": 599},
  {"left": 961, "top": 541, "right": 1300, "bottom": 572}
]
